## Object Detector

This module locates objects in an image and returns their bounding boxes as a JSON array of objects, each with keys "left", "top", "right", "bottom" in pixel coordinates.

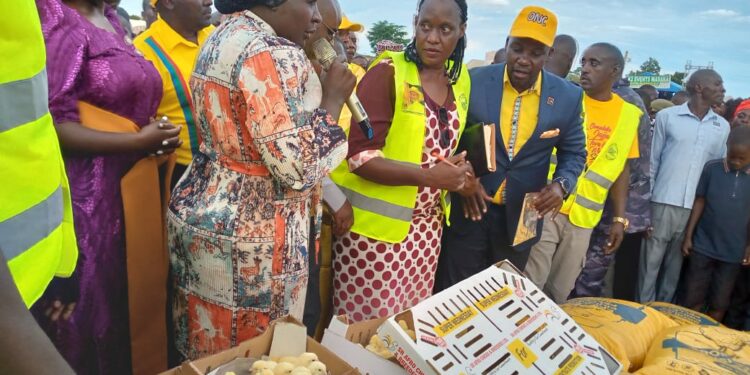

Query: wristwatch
[
  {"left": 552, "top": 177, "right": 572, "bottom": 198},
  {"left": 612, "top": 216, "right": 630, "bottom": 230}
]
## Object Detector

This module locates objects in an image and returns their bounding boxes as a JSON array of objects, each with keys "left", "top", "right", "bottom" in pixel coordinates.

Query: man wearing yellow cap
[
  {"left": 134, "top": 0, "right": 215, "bottom": 188},
  {"left": 338, "top": 15, "right": 364, "bottom": 63},
  {"left": 436, "top": 6, "right": 586, "bottom": 290}
]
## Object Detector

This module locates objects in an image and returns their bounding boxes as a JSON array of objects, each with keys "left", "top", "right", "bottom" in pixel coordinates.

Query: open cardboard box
[
  {"left": 161, "top": 316, "right": 359, "bottom": 375},
  {"left": 378, "top": 261, "right": 623, "bottom": 375},
  {"left": 321, "top": 315, "right": 408, "bottom": 375}
]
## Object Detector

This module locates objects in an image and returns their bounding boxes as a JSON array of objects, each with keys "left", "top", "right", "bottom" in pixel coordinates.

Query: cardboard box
[
  {"left": 378, "top": 262, "right": 623, "bottom": 375},
  {"left": 322, "top": 315, "right": 409, "bottom": 375},
  {"left": 161, "top": 316, "right": 359, "bottom": 375}
]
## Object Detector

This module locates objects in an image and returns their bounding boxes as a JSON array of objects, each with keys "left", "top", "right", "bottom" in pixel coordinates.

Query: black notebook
[{"left": 457, "top": 122, "right": 496, "bottom": 177}]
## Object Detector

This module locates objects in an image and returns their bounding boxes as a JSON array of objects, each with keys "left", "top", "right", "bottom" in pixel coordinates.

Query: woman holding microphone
[{"left": 167, "top": 0, "right": 355, "bottom": 361}]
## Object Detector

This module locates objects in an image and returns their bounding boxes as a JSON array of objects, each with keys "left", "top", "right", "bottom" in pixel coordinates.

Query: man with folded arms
[
  {"left": 525, "top": 43, "right": 641, "bottom": 303},
  {"left": 436, "top": 6, "right": 586, "bottom": 291}
]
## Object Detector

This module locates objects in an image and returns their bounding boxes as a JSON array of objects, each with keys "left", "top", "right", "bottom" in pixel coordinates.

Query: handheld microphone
[{"left": 312, "top": 38, "right": 374, "bottom": 140}]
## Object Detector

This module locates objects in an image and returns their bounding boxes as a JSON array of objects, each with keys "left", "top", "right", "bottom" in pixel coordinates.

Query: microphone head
[{"left": 311, "top": 38, "right": 338, "bottom": 68}]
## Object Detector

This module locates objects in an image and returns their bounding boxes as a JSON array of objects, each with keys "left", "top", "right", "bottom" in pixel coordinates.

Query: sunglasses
[{"left": 437, "top": 107, "right": 451, "bottom": 149}]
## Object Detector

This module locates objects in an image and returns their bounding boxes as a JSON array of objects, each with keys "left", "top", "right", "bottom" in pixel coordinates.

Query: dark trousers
[
  {"left": 435, "top": 204, "right": 531, "bottom": 293},
  {"left": 303, "top": 222, "right": 321, "bottom": 337},
  {"left": 611, "top": 232, "right": 645, "bottom": 301},
  {"left": 725, "top": 268, "right": 750, "bottom": 329},
  {"left": 170, "top": 163, "right": 189, "bottom": 192}
]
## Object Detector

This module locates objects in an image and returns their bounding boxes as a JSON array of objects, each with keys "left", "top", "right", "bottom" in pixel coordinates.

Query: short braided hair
[{"left": 404, "top": 0, "right": 468, "bottom": 85}]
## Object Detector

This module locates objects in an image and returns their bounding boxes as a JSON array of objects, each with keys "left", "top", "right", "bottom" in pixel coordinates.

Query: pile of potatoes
[{"left": 231, "top": 352, "right": 327, "bottom": 375}]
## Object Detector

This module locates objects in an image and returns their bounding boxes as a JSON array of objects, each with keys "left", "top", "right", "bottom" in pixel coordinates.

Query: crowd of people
[{"left": 2, "top": 0, "right": 750, "bottom": 374}]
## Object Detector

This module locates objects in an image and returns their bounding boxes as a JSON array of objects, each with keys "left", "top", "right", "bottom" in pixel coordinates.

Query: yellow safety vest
[
  {"left": 549, "top": 98, "right": 641, "bottom": 229},
  {"left": 332, "top": 51, "right": 471, "bottom": 243},
  {"left": 0, "top": 0, "right": 78, "bottom": 307}
]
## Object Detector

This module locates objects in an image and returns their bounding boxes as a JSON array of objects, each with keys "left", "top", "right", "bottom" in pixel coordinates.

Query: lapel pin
[{"left": 547, "top": 96, "right": 555, "bottom": 106}]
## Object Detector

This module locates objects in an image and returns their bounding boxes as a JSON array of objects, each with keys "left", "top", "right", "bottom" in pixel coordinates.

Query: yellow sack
[
  {"left": 561, "top": 298, "right": 677, "bottom": 372},
  {"left": 647, "top": 302, "right": 721, "bottom": 327},
  {"left": 637, "top": 325, "right": 750, "bottom": 375}
]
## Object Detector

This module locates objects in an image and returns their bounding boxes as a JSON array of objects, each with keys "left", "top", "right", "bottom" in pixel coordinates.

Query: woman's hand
[
  {"left": 424, "top": 152, "right": 470, "bottom": 191},
  {"left": 332, "top": 201, "right": 354, "bottom": 236},
  {"left": 320, "top": 61, "right": 356, "bottom": 120},
  {"left": 137, "top": 116, "right": 182, "bottom": 155}
]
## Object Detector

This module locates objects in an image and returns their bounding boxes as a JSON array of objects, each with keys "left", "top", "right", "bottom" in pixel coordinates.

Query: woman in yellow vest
[{"left": 331, "top": 0, "right": 473, "bottom": 322}]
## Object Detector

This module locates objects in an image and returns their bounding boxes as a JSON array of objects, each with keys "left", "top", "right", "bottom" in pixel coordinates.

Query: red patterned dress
[
  {"left": 332, "top": 61, "right": 462, "bottom": 322},
  {"left": 167, "top": 11, "right": 347, "bottom": 360}
]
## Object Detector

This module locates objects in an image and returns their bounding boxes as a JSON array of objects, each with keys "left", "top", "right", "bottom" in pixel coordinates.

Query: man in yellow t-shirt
[
  {"left": 525, "top": 43, "right": 640, "bottom": 303},
  {"left": 134, "top": 0, "right": 214, "bottom": 188}
]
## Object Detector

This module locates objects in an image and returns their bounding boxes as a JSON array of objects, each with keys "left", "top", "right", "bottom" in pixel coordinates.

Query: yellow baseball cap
[
  {"left": 509, "top": 6, "right": 558, "bottom": 47},
  {"left": 149, "top": 0, "right": 157, "bottom": 7},
  {"left": 339, "top": 15, "right": 364, "bottom": 32}
]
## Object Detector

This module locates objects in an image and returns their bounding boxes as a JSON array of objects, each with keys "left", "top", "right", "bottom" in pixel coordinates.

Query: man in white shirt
[{"left": 638, "top": 69, "right": 730, "bottom": 303}]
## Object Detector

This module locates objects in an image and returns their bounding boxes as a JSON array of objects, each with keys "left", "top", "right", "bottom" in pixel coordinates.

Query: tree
[
  {"left": 639, "top": 57, "right": 661, "bottom": 74},
  {"left": 671, "top": 71, "right": 687, "bottom": 85},
  {"left": 129, "top": 14, "right": 142, "bottom": 21},
  {"left": 366, "top": 21, "right": 410, "bottom": 54}
]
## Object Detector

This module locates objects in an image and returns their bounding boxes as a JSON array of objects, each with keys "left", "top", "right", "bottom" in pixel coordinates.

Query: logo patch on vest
[
  {"left": 527, "top": 12, "right": 548, "bottom": 26},
  {"left": 459, "top": 93, "right": 468, "bottom": 110},
  {"left": 605, "top": 144, "right": 619, "bottom": 160},
  {"left": 402, "top": 82, "right": 424, "bottom": 115}
]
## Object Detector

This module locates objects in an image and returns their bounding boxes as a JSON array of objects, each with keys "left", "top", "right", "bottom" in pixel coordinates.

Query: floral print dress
[{"left": 167, "top": 11, "right": 346, "bottom": 360}]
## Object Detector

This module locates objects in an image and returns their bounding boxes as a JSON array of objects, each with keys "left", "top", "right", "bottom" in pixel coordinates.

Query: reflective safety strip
[
  {"left": 574, "top": 194, "right": 605, "bottom": 212},
  {"left": 0, "top": 186, "right": 63, "bottom": 261},
  {"left": 338, "top": 186, "right": 413, "bottom": 222},
  {"left": 0, "top": 69, "right": 48, "bottom": 133},
  {"left": 550, "top": 154, "right": 558, "bottom": 165},
  {"left": 584, "top": 170, "right": 614, "bottom": 189}
]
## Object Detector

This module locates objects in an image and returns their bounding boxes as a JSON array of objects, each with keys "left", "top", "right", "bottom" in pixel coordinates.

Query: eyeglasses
[
  {"left": 437, "top": 107, "right": 451, "bottom": 149},
  {"left": 321, "top": 22, "right": 338, "bottom": 42}
]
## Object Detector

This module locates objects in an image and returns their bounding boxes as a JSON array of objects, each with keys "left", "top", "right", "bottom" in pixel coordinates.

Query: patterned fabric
[
  {"left": 31, "top": 1, "right": 162, "bottom": 374},
  {"left": 615, "top": 85, "right": 653, "bottom": 232},
  {"left": 333, "top": 91, "right": 461, "bottom": 322},
  {"left": 167, "top": 11, "right": 347, "bottom": 360}
]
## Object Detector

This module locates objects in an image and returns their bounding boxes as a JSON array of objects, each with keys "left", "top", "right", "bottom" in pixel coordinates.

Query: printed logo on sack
[{"left": 527, "top": 12, "right": 548, "bottom": 26}]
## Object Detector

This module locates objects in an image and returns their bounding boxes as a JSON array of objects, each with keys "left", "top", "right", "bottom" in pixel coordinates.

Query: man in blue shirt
[
  {"left": 680, "top": 126, "right": 750, "bottom": 322},
  {"left": 638, "top": 69, "right": 730, "bottom": 303}
]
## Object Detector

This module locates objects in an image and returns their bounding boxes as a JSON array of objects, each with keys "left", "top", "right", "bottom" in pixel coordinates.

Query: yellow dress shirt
[
  {"left": 134, "top": 19, "right": 215, "bottom": 166},
  {"left": 493, "top": 68, "right": 542, "bottom": 203}
]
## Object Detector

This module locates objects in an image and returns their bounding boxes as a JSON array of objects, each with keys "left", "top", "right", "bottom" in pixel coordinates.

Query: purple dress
[{"left": 31, "top": 0, "right": 162, "bottom": 373}]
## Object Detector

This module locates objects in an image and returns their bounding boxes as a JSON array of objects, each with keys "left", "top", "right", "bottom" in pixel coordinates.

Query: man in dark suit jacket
[{"left": 435, "top": 6, "right": 586, "bottom": 291}]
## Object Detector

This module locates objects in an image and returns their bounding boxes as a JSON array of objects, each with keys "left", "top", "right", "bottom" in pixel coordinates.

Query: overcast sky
[{"left": 120, "top": 0, "right": 750, "bottom": 97}]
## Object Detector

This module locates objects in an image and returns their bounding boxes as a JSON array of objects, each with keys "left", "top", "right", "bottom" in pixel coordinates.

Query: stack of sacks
[
  {"left": 636, "top": 325, "right": 750, "bottom": 374},
  {"left": 647, "top": 302, "right": 722, "bottom": 327},
  {"left": 561, "top": 298, "right": 677, "bottom": 373}
]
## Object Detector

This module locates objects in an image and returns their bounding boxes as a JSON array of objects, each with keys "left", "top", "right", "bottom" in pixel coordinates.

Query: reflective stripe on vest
[
  {"left": 0, "top": 69, "right": 48, "bottom": 132},
  {"left": 584, "top": 169, "right": 613, "bottom": 190},
  {"left": 331, "top": 51, "right": 471, "bottom": 243},
  {"left": 0, "top": 0, "right": 78, "bottom": 307},
  {"left": 0, "top": 187, "right": 63, "bottom": 261},
  {"left": 565, "top": 100, "right": 642, "bottom": 228},
  {"left": 338, "top": 186, "right": 413, "bottom": 222}
]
